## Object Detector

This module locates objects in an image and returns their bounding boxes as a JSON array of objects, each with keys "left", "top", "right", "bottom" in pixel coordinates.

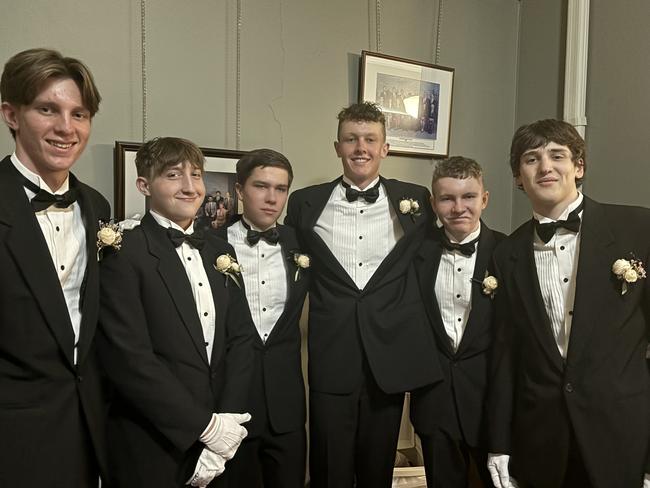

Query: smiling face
[
  {"left": 236, "top": 165, "right": 289, "bottom": 231},
  {"left": 516, "top": 141, "right": 583, "bottom": 219},
  {"left": 334, "top": 120, "right": 389, "bottom": 189},
  {"left": 137, "top": 161, "right": 205, "bottom": 230},
  {"left": 1, "top": 77, "right": 91, "bottom": 190},
  {"left": 431, "top": 176, "right": 488, "bottom": 242}
]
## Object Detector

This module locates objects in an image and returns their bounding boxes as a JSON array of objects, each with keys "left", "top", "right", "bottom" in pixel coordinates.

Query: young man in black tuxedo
[
  {"left": 410, "top": 157, "right": 505, "bottom": 488},
  {"left": 0, "top": 48, "right": 109, "bottom": 487},
  {"left": 487, "top": 120, "right": 650, "bottom": 488},
  {"left": 216, "top": 149, "right": 308, "bottom": 488},
  {"left": 97, "top": 137, "right": 254, "bottom": 488},
  {"left": 285, "top": 102, "right": 442, "bottom": 488}
]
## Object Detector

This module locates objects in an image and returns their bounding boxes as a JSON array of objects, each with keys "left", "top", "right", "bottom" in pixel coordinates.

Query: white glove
[
  {"left": 487, "top": 453, "right": 519, "bottom": 488},
  {"left": 187, "top": 448, "right": 225, "bottom": 487},
  {"left": 643, "top": 472, "right": 650, "bottom": 488},
  {"left": 200, "top": 412, "right": 251, "bottom": 460}
]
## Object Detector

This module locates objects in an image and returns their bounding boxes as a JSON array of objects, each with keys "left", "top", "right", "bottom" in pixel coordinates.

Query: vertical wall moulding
[
  {"left": 225, "top": 0, "right": 242, "bottom": 149},
  {"left": 434, "top": 0, "right": 444, "bottom": 65},
  {"left": 563, "top": 0, "right": 590, "bottom": 138},
  {"left": 140, "top": 0, "right": 148, "bottom": 142},
  {"left": 375, "top": 0, "right": 382, "bottom": 52}
]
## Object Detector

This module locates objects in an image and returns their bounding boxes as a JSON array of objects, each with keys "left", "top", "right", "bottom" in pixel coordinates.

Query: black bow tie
[
  {"left": 20, "top": 173, "right": 77, "bottom": 212},
  {"left": 241, "top": 220, "right": 280, "bottom": 245},
  {"left": 534, "top": 202, "right": 583, "bottom": 244},
  {"left": 167, "top": 227, "right": 205, "bottom": 249},
  {"left": 441, "top": 232, "right": 479, "bottom": 257},
  {"left": 342, "top": 180, "right": 380, "bottom": 204}
]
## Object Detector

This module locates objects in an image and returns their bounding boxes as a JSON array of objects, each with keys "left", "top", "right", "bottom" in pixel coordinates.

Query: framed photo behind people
[
  {"left": 114, "top": 141, "right": 246, "bottom": 222},
  {"left": 359, "top": 50, "right": 454, "bottom": 158}
]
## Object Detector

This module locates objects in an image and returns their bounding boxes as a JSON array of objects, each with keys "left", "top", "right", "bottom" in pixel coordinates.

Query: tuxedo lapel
[
  {"left": 362, "top": 178, "right": 427, "bottom": 291},
  {"left": 201, "top": 242, "right": 228, "bottom": 366},
  {"left": 567, "top": 198, "right": 618, "bottom": 365},
  {"left": 264, "top": 226, "right": 304, "bottom": 345},
  {"left": 415, "top": 234, "right": 454, "bottom": 356},
  {"left": 510, "top": 221, "right": 564, "bottom": 372},
  {"left": 458, "top": 226, "right": 495, "bottom": 353},
  {"left": 0, "top": 158, "right": 76, "bottom": 368},
  {"left": 74, "top": 177, "right": 101, "bottom": 366},
  {"left": 142, "top": 215, "right": 210, "bottom": 366},
  {"left": 299, "top": 178, "right": 358, "bottom": 290}
]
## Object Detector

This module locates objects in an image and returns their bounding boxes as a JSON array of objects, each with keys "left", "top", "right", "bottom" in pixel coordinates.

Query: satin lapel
[
  {"left": 566, "top": 198, "right": 617, "bottom": 365},
  {"left": 415, "top": 234, "right": 454, "bottom": 356},
  {"left": 142, "top": 215, "right": 210, "bottom": 366},
  {"left": 74, "top": 178, "right": 102, "bottom": 366},
  {"left": 264, "top": 226, "right": 305, "bottom": 345},
  {"left": 383, "top": 176, "right": 416, "bottom": 236},
  {"left": 201, "top": 241, "right": 229, "bottom": 366},
  {"left": 362, "top": 178, "right": 422, "bottom": 291},
  {"left": 301, "top": 178, "right": 358, "bottom": 290},
  {"left": 0, "top": 158, "right": 75, "bottom": 367},
  {"left": 458, "top": 226, "right": 495, "bottom": 353},
  {"left": 510, "top": 221, "right": 564, "bottom": 373}
]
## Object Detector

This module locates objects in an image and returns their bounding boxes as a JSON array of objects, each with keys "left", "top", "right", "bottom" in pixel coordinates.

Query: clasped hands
[{"left": 187, "top": 412, "right": 251, "bottom": 487}]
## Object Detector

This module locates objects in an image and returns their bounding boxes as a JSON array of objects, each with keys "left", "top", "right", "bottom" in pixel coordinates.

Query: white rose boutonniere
[
  {"left": 612, "top": 256, "right": 646, "bottom": 295},
  {"left": 290, "top": 251, "right": 311, "bottom": 282},
  {"left": 398, "top": 198, "right": 421, "bottom": 222},
  {"left": 96, "top": 221, "right": 123, "bottom": 260},
  {"left": 214, "top": 253, "right": 242, "bottom": 288},
  {"left": 482, "top": 275, "right": 498, "bottom": 298}
]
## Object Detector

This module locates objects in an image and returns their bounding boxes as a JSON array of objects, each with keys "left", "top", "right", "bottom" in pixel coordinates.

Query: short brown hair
[
  {"left": 432, "top": 156, "right": 484, "bottom": 192},
  {"left": 236, "top": 148, "right": 293, "bottom": 187},
  {"left": 135, "top": 137, "right": 205, "bottom": 180},
  {"left": 337, "top": 101, "right": 386, "bottom": 140},
  {"left": 1, "top": 48, "right": 101, "bottom": 137},
  {"left": 509, "top": 119, "right": 586, "bottom": 185}
]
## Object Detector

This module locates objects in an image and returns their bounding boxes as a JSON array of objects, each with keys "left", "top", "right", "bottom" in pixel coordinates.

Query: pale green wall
[
  {"left": 0, "top": 0, "right": 519, "bottom": 234},
  {"left": 584, "top": 0, "right": 650, "bottom": 207}
]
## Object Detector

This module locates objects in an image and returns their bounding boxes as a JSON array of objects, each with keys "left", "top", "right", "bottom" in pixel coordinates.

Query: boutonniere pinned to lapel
[
  {"left": 473, "top": 271, "right": 498, "bottom": 299},
  {"left": 398, "top": 198, "right": 421, "bottom": 222},
  {"left": 612, "top": 256, "right": 646, "bottom": 295},
  {"left": 96, "top": 221, "right": 123, "bottom": 260},
  {"left": 214, "top": 254, "right": 242, "bottom": 288},
  {"left": 290, "top": 251, "right": 311, "bottom": 282}
]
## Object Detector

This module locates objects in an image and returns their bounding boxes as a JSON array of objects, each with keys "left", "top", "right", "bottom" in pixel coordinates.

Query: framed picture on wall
[
  {"left": 113, "top": 141, "right": 246, "bottom": 224},
  {"left": 359, "top": 50, "right": 454, "bottom": 158}
]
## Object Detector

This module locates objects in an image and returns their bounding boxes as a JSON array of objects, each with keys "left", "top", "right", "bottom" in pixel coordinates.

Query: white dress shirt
[
  {"left": 12, "top": 153, "right": 87, "bottom": 363},
  {"left": 150, "top": 211, "right": 216, "bottom": 362},
  {"left": 314, "top": 177, "right": 403, "bottom": 290},
  {"left": 227, "top": 219, "right": 287, "bottom": 343},
  {"left": 434, "top": 224, "right": 481, "bottom": 352},
  {"left": 533, "top": 193, "right": 583, "bottom": 358}
]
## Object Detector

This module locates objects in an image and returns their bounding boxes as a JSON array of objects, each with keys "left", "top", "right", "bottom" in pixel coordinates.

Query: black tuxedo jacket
[
  {"left": 285, "top": 177, "right": 442, "bottom": 394},
  {"left": 98, "top": 213, "right": 255, "bottom": 487},
  {"left": 0, "top": 156, "right": 110, "bottom": 486},
  {"left": 217, "top": 223, "right": 308, "bottom": 437},
  {"left": 410, "top": 223, "right": 505, "bottom": 447},
  {"left": 488, "top": 197, "right": 650, "bottom": 488}
]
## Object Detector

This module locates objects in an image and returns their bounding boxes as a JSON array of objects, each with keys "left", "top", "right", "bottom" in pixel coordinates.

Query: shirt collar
[
  {"left": 442, "top": 221, "right": 481, "bottom": 245},
  {"left": 150, "top": 210, "right": 195, "bottom": 234},
  {"left": 11, "top": 152, "right": 70, "bottom": 195},
  {"left": 533, "top": 192, "right": 584, "bottom": 224},
  {"left": 241, "top": 215, "right": 277, "bottom": 232},
  {"left": 337, "top": 176, "right": 384, "bottom": 202}
]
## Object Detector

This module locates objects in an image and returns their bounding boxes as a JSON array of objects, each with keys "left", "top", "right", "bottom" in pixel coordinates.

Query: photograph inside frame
[{"left": 360, "top": 51, "right": 454, "bottom": 157}]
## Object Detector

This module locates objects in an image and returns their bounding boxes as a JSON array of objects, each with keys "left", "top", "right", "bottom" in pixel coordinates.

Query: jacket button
[
  {"left": 564, "top": 383, "right": 573, "bottom": 393},
  {"left": 76, "top": 375, "right": 83, "bottom": 383}
]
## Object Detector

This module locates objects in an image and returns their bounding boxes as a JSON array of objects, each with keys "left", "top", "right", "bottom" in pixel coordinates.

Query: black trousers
[
  {"left": 308, "top": 370, "right": 405, "bottom": 488},
  {"left": 225, "top": 405, "right": 306, "bottom": 488},
  {"left": 419, "top": 429, "right": 492, "bottom": 488}
]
